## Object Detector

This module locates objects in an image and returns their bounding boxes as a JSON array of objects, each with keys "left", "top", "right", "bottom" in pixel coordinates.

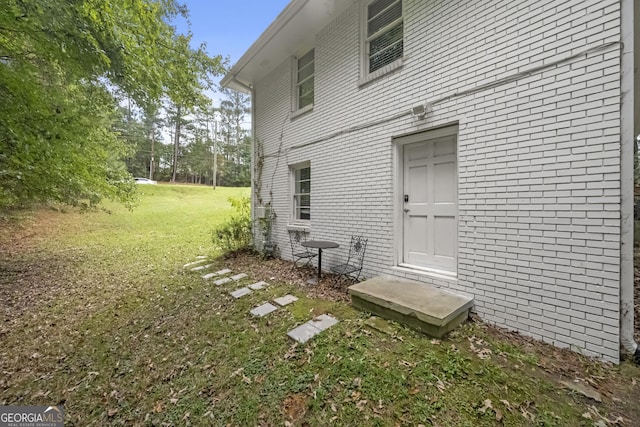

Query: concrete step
[{"left": 348, "top": 275, "right": 474, "bottom": 338}]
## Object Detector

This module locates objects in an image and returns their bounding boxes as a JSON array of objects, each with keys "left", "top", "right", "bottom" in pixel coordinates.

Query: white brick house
[{"left": 222, "top": 0, "right": 639, "bottom": 363}]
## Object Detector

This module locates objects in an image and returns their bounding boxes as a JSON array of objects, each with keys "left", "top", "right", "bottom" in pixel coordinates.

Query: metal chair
[
  {"left": 289, "top": 229, "right": 317, "bottom": 266},
  {"left": 331, "top": 236, "right": 367, "bottom": 281}
]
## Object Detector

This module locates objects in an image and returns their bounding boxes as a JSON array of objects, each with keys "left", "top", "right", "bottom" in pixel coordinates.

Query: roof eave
[{"left": 220, "top": 0, "right": 310, "bottom": 90}]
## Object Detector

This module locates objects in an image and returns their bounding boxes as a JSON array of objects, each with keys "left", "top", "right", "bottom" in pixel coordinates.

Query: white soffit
[{"left": 221, "top": 0, "right": 351, "bottom": 92}]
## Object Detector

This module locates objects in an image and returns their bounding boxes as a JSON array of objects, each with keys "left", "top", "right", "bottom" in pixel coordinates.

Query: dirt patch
[{"left": 281, "top": 393, "right": 308, "bottom": 423}]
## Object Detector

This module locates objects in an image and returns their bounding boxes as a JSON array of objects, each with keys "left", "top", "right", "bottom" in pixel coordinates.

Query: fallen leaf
[
  {"left": 230, "top": 367, "right": 243, "bottom": 378},
  {"left": 478, "top": 399, "right": 493, "bottom": 414},
  {"left": 495, "top": 409, "right": 503, "bottom": 422},
  {"left": 500, "top": 399, "right": 512, "bottom": 411},
  {"left": 353, "top": 377, "right": 362, "bottom": 388},
  {"left": 107, "top": 408, "right": 118, "bottom": 417},
  {"left": 356, "top": 399, "right": 368, "bottom": 411},
  {"left": 520, "top": 406, "right": 534, "bottom": 421}
]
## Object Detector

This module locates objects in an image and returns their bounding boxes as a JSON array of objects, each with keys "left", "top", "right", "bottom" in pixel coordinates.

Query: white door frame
[{"left": 392, "top": 124, "right": 459, "bottom": 275}]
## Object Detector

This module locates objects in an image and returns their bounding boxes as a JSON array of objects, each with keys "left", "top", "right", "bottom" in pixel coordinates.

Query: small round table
[{"left": 301, "top": 240, "right": 339, "bottom": 282}]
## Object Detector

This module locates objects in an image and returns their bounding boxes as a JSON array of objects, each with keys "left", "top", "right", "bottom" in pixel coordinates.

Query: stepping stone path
[
  {"left": 191, "top": 263, "right": 213, "bottom": 271},
  {"left": 249, "top": 281, "right": 268, "bottom": 290},
  {"left": 288, "top": 314, "right": 339, "bottom": 344},
  {"left": 273, "top": 295, "right": 298, "bottom": 307},
  {"left": 214, "top": 277, "right": 232, "bottom": 286},
  {"left": 183, "top": 259, "right": 207, "bottom": 268},
  {"left": 183, "top": 257, "right": 341, "bottom": 344},
  {"left": 250, "top": 302, "right": 278, "bottom": 318},
  {"left": 202, "top": 268, "right": 232, "bottom": 280},
  {"left": 230, "top": 287, "right": 252, "bottom": 299}
]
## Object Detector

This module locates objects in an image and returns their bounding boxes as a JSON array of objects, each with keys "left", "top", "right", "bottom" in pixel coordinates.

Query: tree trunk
[
  {"left": 149, "top": 125, "right": 155, "bottom": 180},
  {"left": 171, "top": 105, "right": 182, "bottom": 183}
]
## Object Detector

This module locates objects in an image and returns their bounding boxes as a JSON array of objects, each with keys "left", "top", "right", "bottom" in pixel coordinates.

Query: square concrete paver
[
  {"left": 309, "top": 314, "right": 339, "bottom": 331},
  {"left": 287, "top": 322, "right": 322, "bottom": 344},
  {"left": 196, "top": 255, "right": 207, "bottom": 259},
  {"left": 230, "top": 287, "right": 252, "bottom": 299},
  {"left": 250, "top": 303, "right": 278, "bottom": 317},
  {"left": 183, "top": 259, "right": 206, "bottom": 268},
  {"left": 214, "top": 277, "right": 232, "bottom": 286},
  {"left": 202, "top": 272, "right": 217, "bottom": 280},
  {"left": 249, "top": 281, "right": 268, "bottom": 290},
  {"left": 191, "top": 263, "right": 213, "bottom": 271},
  {"left": 273, "top": 295, "right": 298, "bottom": 307},
  {"left": 231, "top": 273, "right": 248, "bottom": 281},
  {"left": 215, "top": 268, "right": 232, "bottom": 276},
  {"left": 287, "top": 314, "right": 339, "bottom": 343}
]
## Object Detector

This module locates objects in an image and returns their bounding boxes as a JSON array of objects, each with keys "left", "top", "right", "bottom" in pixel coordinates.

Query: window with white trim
[
  {"left": 292, "top": 163, "right": 311, "bottom": 221},
  {"left": 362, "top": 0, "right": 403, "bottom": 79},
  {"left": 295, "top": 49, "right": 314, "bottom": 111}
]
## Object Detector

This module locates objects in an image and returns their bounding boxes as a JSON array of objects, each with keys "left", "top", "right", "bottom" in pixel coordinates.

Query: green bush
[{"left": 211, "top": 196, "right": 252, "bottom": 253}]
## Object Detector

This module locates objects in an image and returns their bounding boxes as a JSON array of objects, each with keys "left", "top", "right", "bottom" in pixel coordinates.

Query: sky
[{"left": 175, "top": 0, "right": 291, "bottom": 69}]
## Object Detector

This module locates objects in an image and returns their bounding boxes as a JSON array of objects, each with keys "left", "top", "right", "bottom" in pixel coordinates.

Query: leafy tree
[
  {"left": 0, "top": 0, "right": 225, "bottom": 208},
  {"left": 216, "top": 86, "right": 251, "bottom": 187}
]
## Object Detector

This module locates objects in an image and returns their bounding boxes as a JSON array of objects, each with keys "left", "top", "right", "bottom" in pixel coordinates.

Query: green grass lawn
[{"left": 0, "top": 184, "right": 639, "bottom": 426}]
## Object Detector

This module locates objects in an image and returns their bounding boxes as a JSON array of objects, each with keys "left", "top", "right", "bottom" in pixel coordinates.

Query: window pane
[
  {"left": 369, "top": 24, "right": 403, "bottom": 72},
  {"left": 298, "top": 78, "right": 314, "bottom": 109},
  {"left": 298, "top": 167, "right": 310, "bottom": 181},
  {"left": 295, "top": 180, "right": 310, "bottom": 194},
  {"left": 368, "top": 0, "right": 398, "bottom": 21},
  {"left": 297, "top": 49, "right": 314, "bottom": 110},
  {"left": 298, "top": 62, "right": 314, "bottom": 83},
  {"left": 293, "top": 165, "right": 311, "bottom": 220},
  {"left": 298, "top": 180, "right": 310, "bottom": 194},
  {"left": 368, "top": 0, "right": 402, "bottom": 36},
  {"left": 298, "top": 49, "right": 314, "bottom": 70}
]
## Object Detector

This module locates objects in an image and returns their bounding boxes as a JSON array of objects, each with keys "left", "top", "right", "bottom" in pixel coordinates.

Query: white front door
[{"left": 402, "top": 135, "right": 457, "bottom": 272}]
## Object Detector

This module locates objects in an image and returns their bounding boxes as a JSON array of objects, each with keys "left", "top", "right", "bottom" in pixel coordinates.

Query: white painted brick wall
[{"left": 252, "top": 0, "right": 623, "bottom": 362}]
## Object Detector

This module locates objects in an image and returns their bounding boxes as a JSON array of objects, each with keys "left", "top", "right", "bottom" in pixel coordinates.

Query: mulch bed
[{"left": 219, "top": 249, "right": 352, "bottom": 303}]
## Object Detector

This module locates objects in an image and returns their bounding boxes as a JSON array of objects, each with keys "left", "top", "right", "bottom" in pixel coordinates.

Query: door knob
[{"left": 403, "top": 208, "right": 410, "bottom": 213}]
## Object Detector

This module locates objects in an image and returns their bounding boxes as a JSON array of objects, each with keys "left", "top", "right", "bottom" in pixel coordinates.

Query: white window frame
[
  {"left": 292, "top": 49, "right": 315, "bottom": 116},
  {"left": 291, "top": 161, "right": 311, "bottom": 223},
  {"left": 359, "top": 0, "right": 404, "bottom": 86}
]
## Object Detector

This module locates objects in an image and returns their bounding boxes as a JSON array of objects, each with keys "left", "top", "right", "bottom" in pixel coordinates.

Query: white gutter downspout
[
  {"left": 231, "top": 76, "right": 257, "bottom": 248},
  {"left": 620, "top": 0, "right": 638, "bottom": 363}
]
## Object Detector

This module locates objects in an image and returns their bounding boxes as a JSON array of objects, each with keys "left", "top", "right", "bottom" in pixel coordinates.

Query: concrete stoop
[{"left": 348, "top": 275, "right": 474, "bottom": 338}]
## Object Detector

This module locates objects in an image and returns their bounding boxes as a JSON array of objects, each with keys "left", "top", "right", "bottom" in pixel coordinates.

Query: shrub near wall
[{"left": 211, "top": 196, "right": 251, "bottom": 253}]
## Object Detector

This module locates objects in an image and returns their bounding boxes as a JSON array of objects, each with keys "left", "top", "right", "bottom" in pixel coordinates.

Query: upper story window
[
  {"left": 361, "top": 0, "right": 403, "bottom": 84},
  {"left": 295, "top": 49, "right": 315, "bottom": 111}
]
